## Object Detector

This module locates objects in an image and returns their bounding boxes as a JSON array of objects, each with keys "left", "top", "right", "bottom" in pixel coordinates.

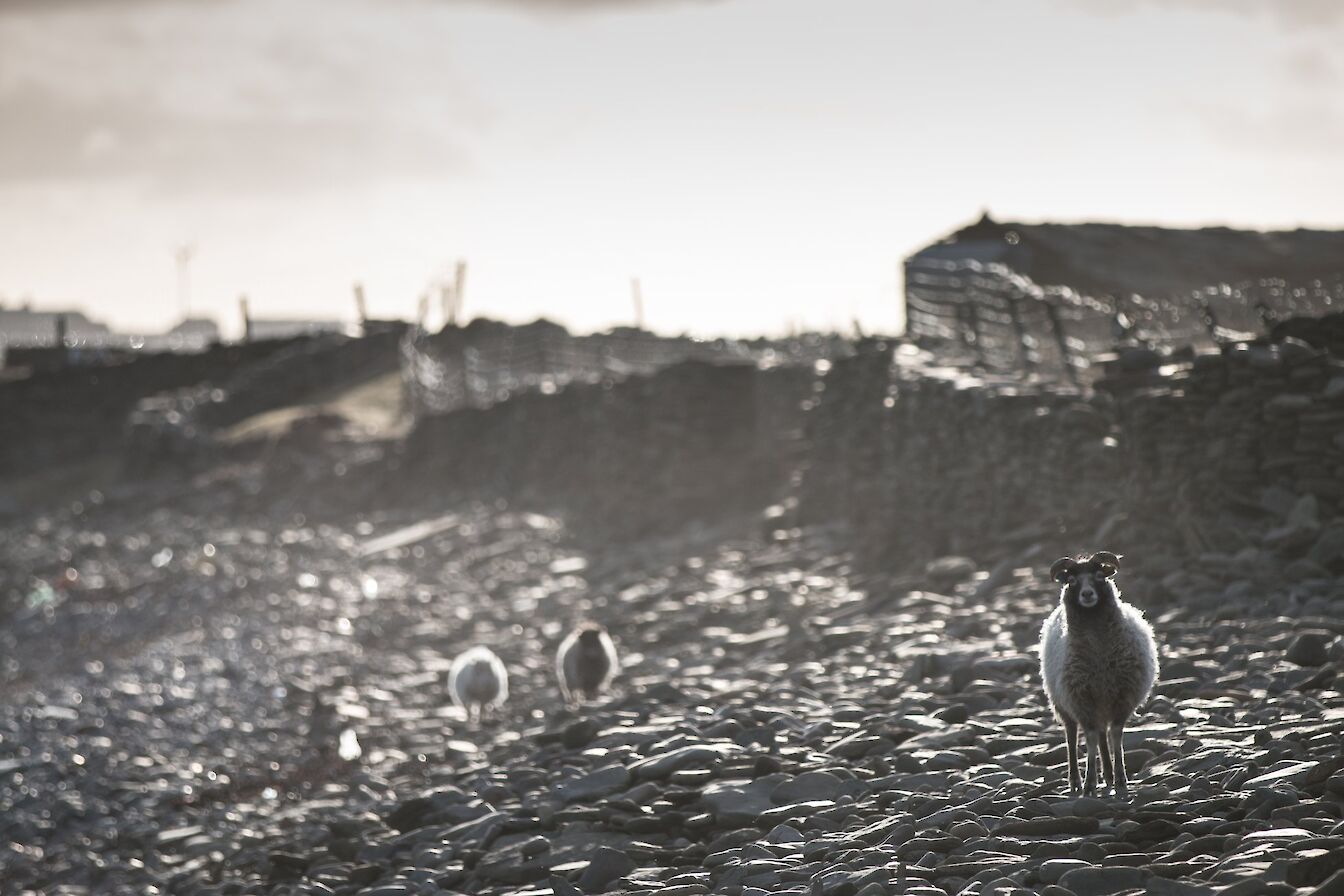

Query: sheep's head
[
  {"left": 1051, "top": 551, "right": 1121, "bottom": 610},
  {"left": 577, "top": 624, "right": 607, "bottom": 647}
]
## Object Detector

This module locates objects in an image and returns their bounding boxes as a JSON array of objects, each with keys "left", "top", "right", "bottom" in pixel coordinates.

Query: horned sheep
[{"left": 1039, "top": 551, "right": 1159, "bottom": 798}]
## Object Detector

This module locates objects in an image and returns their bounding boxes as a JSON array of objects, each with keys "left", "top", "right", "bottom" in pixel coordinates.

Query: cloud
[
  {"left": 1282, "top": 45, "right": 1341, "bottom": 87},
  {"left": 1062, "top": 0, "right": 1344, "bottom": 28},
  {"left": 473, "top": 0, "right": 725, "bottom": 8},
  {"left": 0, "top": 80, "right": 466, "bottom": 192},
  {"left": 0, "top": 0, "right": 723, "bottom": 12},
  {"left": 0, "top": 0, "right": 484, "bottom": 194},
  {"left": 1197, "top": 100, "right": 1344, "bottom": 160}
]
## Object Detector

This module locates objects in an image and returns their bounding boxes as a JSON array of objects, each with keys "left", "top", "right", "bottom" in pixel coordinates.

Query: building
[
  {"left": 907, "top": 213, "right": 1344, "bottom": 303},
  {"left": 903, "top": 214, "right": 1344, "bottom": 377},
  {"left": 140, "top": 317, "right": 222, "bottom": 352},
  {"left": 245, "top": 318, "right": 347, "bottom": 341},
  {"left": 0, "top": 305, "right": 114, "bottom": 347}
]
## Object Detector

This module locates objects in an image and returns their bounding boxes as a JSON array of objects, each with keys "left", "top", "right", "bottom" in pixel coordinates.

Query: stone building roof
[{"left": 910, "top": 213, "right": 1344, "bottom": 298}]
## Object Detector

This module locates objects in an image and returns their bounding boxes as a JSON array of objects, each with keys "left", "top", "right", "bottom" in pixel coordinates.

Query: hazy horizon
[{"left": 2, "top": 0, "right": 1342, "bottom": 340}]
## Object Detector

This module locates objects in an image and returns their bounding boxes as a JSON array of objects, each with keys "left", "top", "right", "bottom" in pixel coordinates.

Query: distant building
[
  {"left": 0, "top": 305, "right": 114, "bottom": 347},
  {"left": 903, "top": 214, "right": 1344, "bottom": 372},
  {"left": 245, "top": 318, "right": 346, "bottom": 341},
  {"left": 906, "top": 213, "right": 1344, "bottom": 301},
  {"left": 141, "top": 317, "right": 221, "bottom": 352}
]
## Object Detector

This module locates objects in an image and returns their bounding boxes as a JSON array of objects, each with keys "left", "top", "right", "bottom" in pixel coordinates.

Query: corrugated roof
[{"left": 911, "top": 214, "right": 1344, "bottom": 298}]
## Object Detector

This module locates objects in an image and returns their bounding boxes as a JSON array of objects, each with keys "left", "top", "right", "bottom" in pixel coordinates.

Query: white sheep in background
[
  {"left": 448, "top": 645, "right": 509, "bottom": 723},
  {"left": 1040, "top": 551, "right": 1158, "bottom": 798},
  {"left": 556, "top": 622, "right": 620, "bottom": 706}
]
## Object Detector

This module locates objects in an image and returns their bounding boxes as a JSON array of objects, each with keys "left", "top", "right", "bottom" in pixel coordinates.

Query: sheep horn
[
  {"left": 1050, "top": 558, "right": 1077, "bottom": 583},
  {"left": 1091, "top": 551, "right": 1121, "bottom": 568}
]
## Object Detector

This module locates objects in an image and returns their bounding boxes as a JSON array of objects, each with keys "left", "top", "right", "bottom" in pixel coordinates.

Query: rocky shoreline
[{"left": 4, "top": 476, "right": 1343, "bottom": 896}]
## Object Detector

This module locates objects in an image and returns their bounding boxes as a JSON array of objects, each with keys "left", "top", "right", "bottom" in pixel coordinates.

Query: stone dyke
[
  {"left": 121, "top": 326, "right": 407, "bottom": 475},
  {"left": 395, "top": 359, "right": 815, "bottom": 541},
  {"left": 796, "top": 335, "right": 1344, "bottom": 613},
  {"left": 0, "top": 338, "right": 305, "bottom": 475},
  {"left": 394, "top": 322, "right": 1344, "bottom": 615}
]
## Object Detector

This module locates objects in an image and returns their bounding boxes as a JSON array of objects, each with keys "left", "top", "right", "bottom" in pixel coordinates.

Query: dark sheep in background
[{"left": 557, "top": 623, "right": 620, "bottom": 705}]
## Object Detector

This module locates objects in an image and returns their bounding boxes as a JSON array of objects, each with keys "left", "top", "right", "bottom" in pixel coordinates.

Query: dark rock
[
  {"left": 771, "top": 771, "right": 845, "bottom": 804},
  {"left": 557, "top": 764, "right": 632, "bottom": 804},
  {"left": 1287, "top": 632, "right": 1334, "bottom": 667},
  {"left": 577, "top": 846, "right": 637, "bottom": 892},
  {"left": 1059, "top": 866, "right": 1148, "bottom": 895}
]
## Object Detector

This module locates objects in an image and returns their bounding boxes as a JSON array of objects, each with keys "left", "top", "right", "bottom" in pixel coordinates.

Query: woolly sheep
[
  {"left": 1039, "top": 551, "right": 1158, "bottom": 798},
  {"left": 556, "top": 623, "right": 620, "bottom": 705},
  {"left": 448, "top": 645, "right": 509, "bottom": 723}
]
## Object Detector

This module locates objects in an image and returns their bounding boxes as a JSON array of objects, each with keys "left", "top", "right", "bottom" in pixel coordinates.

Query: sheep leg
[
  {"left": 1083, "top": 729, "right": 1100, "bottom": 796},
  {"left": 1062, "top": 715, "right": 1081, "bottom": 794},
  {"left": 1109, "top": 724, "right": 1130, "bottom": 799},
  {"left": 1098, "top": 731, "right": 1115, "bottom": 790}
]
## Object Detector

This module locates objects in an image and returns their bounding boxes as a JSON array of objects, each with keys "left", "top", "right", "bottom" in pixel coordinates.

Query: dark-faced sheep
[
  {"left": 448, "top": 645, "right": 508, "bottom": 723},
  {"left": 557, "top": 623, "right": 620, "bottom": 705},
  {"left": 1040, "top": 551, "right": 1158, "bottom": 798}
]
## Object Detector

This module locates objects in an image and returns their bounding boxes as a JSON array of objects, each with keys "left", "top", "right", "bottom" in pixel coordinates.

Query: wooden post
[
  {"left": 631, "top": 277, "right": 645, "bottom": 330},
  {"left": 1007, "top": 295, "right": 1033, "bottom": 371},
  {"left": 1256, "top": 300, "right": 1276, "bottom": 331},
  {"left": 1044, "top": 300, "right": 1077, "bottom": 386},
  {"left": 440, "top": 283, "right": 455, "bottom": 327},
  {"left": 55, "top": 314, "right": 69, "bottom": 368},
  {"left": 452, "top": 261, "right": 467, "bottom": 323},
  {"left": 240, "top": 296, "right": 252, "bottom": 342},
  {"left": 963, "top": 299, "right": 986, "bottom": 366},
  {"left": 1198, "top": 294, "right": 1219, "bottom": 342},
  {"left": 353, "top": 282, "right": 368, "bottom": 329}
]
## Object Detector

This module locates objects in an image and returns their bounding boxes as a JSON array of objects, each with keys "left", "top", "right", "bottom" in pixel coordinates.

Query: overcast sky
[{"left": 1, "top": 0, "right": 1341, "bottom": 338}]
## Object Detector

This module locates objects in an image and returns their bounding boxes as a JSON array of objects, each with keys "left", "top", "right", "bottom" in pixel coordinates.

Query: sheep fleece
[{"left": 1040, "top": 601, "right": 1158, "bottom": 728}]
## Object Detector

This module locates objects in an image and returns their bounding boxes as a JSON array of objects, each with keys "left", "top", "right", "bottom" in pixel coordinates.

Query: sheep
[
  {"left": 448, "top": 645, "right": 509, "bottom": 723},
  {"left": 1039, "top": 551, "right": 1158, "bottom": 798},
  {"left": 556, "top": 622, "right": 620, "bottom": 706}
]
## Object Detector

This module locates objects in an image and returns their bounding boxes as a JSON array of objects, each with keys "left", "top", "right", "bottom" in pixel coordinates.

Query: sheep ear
[
  {"left": 1050, "top": 558, "right": 1076, "bottom": 583},
  {"left": 1092, "top": 551, "right": 1121, "bottom": 578}
]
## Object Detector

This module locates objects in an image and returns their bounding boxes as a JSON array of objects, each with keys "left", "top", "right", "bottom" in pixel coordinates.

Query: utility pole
[
  {"left": 353, "top": 282, "right": 368, "bottom": 331},
  {"left": 631, "top": 277, "right": 645, "bottom": 330},
  {"left": 417, "top": 293, "right": 430, "bottom": 329},
  {"left": 240, "top": 295, "right": 252, "bottom": 343},
  {"left": 439, "top": 282, "right": 456, "bottom": 328},
  {"left": 175, "top": 243, "right": 196, "bottom": 319},
  {"left": 452, "top": 260, "right": 467, "bottom": 324}
]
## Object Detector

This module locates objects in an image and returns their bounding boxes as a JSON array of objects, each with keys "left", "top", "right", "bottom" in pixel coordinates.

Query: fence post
[
  {"left": 1198, "top": 292, "right": 1219, "bottom": 343},
  {"left": 452, "top": 261, "right": 467, "bottom": 324},
  {"left": 1255, "top": 300, "right": 1276, "bottom": 331},
  {"left": 631, "top": 277, "right": 645, "bottom": 330},
  {"left": 55, "top": 314, "right": 69, "bottom": 368},
  {"left": 1007, "top": 294, "right": 1033, "bottom": 372},
  {"left": 1044, "top": 300, "right": 1077, "bottom": 386},
  {"left": 962, "top": 292, "right": 994, "bottom": 365},
  {"left": 353, "top": 283, "right": 368, "bottom": 332},
  {"left": 240, "top": 296, "right": 253, "bottom": 343}
]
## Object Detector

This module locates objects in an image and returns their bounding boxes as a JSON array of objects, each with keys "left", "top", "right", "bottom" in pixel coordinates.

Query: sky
[{"left": 0, "top": 0, "right": 1341, "bottom": 339}]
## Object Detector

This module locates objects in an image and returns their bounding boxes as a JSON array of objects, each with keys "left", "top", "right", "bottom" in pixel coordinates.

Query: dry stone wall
[
  {"left": 796, "top": 335, "right": 1344, "bottom": 612},
  {"left": 396, "top": 360, "right": 814, "bottom": 540},
  {"left": 0, "top": 338, "right": 304, "bottom": 475},
  {"left": 393, "top": 322, "right": 1344, "bottom": 610}
]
